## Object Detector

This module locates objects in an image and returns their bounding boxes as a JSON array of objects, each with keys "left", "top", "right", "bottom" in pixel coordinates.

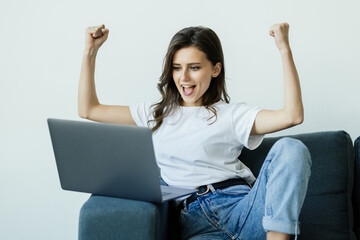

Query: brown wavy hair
[{"left": 149, "top": 26, "right": 230, "bottom": 132}]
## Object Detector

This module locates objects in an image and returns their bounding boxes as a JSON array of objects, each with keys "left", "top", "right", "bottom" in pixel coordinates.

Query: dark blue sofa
[{"left": 79, "top": 131, "right": 360, "bottom": 239}]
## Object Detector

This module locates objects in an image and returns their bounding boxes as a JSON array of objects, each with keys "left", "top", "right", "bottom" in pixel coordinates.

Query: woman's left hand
[{"left": 269, "top": 23, "right": 290, "bottom": 51}]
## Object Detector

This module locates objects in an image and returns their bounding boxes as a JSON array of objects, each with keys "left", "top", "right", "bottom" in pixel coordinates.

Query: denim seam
[{"left": 264, "top": 157, "right": 273, "bottom": 219}]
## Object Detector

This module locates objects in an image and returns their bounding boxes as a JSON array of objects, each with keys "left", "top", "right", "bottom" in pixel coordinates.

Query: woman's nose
[{"left": 180, "top": 69, "right": 189, "bottom": 82}]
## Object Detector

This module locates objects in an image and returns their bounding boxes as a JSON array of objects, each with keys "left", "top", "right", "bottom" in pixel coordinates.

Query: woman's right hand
[{"left": 84, "top": 24, "right": 109, "bottom": 51}]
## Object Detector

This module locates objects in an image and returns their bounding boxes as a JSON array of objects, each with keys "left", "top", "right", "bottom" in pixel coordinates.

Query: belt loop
[{"left": 208, "top": 184, "right": 216, "bottom": 193}]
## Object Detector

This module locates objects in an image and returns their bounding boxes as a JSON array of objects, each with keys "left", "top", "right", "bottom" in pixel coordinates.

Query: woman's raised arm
[
  {"left": 78, "top": 24, "right": 136, "bottom": 125},
  {"left": 251, "top": 23, "right": 304, "bottom": 135}
]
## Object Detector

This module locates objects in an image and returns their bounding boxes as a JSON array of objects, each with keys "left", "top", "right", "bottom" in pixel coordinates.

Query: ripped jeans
[{"left": 180, "top": 138, "right": 312, "bottom": 240}]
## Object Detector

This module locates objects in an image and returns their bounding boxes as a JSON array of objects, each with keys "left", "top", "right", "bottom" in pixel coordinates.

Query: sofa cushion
[
  {"left": 79, "top": 195, "right": 168, "bottom": 240},
  {"left": 240, "top": 131, "right": 356, "bottom": 240}
]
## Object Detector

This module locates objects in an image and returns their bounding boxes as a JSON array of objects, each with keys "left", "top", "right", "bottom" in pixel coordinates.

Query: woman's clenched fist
[
  {"left": 85, "top": 24, "right": 109, "bottom": 51},
  {"left": 269, "top": 23, "right": 290, "bottom": 51}
]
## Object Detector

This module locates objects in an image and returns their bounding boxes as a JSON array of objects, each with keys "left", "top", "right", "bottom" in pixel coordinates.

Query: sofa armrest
[
  {"left": 79, "top": 195, "right": 168, "bottom": 240},
  {"left": 354, "top": 137, "right": 360, "bottom": 239}
]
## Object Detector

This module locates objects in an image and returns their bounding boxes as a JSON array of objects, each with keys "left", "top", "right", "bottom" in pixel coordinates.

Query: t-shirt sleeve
[
  {"left": 232, "top": 103, "right": 264, "bottom": 150},
  {"left": 129, "top": 102, "right": 153, "bottom": 127}
]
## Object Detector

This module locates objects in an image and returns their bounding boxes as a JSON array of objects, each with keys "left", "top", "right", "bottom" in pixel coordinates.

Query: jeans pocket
[{"left": 217, "top": 185, "right": 251, "bottom": 196}]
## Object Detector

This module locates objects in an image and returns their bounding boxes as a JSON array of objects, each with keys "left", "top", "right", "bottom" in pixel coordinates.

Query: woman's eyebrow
[{"left": 172, "top": 62, "right": 201, "bottom": 65}]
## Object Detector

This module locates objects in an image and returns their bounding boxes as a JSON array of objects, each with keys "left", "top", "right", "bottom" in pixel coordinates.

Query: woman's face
[{"left": 172, "top": 46, "right": 221, "bottom": 107}]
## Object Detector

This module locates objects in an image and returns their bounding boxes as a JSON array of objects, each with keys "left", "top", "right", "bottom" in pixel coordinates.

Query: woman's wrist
[
  {"left": 83, "top": 47, "right": 98, "bottom": 58},
  {"left": 279, "top": 46, "right": 292, "bottom": 56}
]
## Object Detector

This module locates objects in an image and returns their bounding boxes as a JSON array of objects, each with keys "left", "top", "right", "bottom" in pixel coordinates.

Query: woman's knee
[{"left": 271, "top": 137, "right": 312, "bottom": 168}]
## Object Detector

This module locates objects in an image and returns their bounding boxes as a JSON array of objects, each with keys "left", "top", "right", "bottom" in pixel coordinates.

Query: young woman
[{"left": 78, "top": 23, "right": 311, "bottom": 240}]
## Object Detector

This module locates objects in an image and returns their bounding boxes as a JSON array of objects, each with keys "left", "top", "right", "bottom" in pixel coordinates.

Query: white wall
[{"left": 1, "top": 0, "right": 359, "bottom": 239}]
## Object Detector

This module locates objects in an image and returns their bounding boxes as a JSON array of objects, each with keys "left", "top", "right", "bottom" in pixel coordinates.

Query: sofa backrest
[{"left": 240, "top": 131, "right": 357, "bottom": 240}]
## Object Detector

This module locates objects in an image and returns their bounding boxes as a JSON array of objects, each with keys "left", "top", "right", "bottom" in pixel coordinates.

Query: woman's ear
[{"left": 212, "top": 62, "right": 222, "bottom": 78}]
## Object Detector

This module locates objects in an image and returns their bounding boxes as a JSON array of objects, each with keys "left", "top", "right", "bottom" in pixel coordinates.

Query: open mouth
[{"left": 182, "top": 85, "right": 196, "bottom": 96}]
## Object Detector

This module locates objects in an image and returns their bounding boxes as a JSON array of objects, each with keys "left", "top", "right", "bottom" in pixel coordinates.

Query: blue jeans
[{"left": 180, "top": 138, "right": 312, "bottom": 240}]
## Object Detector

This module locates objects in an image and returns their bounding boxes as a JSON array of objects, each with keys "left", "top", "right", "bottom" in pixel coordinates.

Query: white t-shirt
[{"left": 130, "top": 100, "right": 264, "bottom": 189}]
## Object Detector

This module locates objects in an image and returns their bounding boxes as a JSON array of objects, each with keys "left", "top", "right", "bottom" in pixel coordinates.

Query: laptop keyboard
[{"left": 162, "top": 192, "right": 171, "bottom": 196}]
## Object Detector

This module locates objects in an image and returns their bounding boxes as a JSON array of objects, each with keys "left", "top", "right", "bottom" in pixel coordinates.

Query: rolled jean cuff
[{"left": 262, "top": 217, "right": 300, "bottom": 235}]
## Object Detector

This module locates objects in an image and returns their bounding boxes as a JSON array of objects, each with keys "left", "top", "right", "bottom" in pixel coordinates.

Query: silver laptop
[{"left": 47, "top": 118, "right": 196, "bottom": 203}]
